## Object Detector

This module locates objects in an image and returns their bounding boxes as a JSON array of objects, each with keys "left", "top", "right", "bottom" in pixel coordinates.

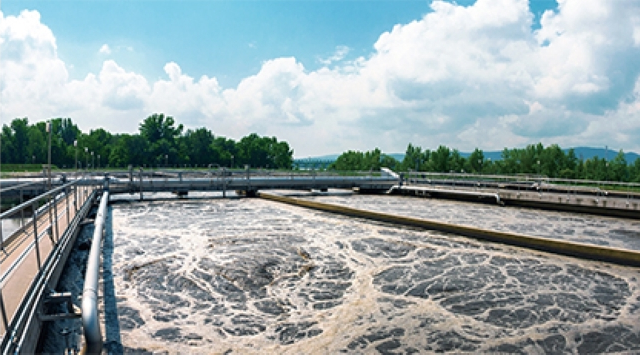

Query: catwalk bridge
[{"left": 1, "top": 168, "right": 639, "bottom": 353}]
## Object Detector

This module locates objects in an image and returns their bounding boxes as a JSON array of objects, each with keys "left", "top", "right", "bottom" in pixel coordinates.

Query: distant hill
[
  {"left": 294, "top": 155, "right": 340, "bottom": 162},
  {"left": 297, "top": 147, "right": 640, "bottom": 163},
  {"left": 569, "top": 147, "right": 639, "bottom": 162}
]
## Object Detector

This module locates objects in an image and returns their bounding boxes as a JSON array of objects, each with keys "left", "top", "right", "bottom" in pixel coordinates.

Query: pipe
[{"left": 80, "top": 191, "right": 109, "bottom": 355}]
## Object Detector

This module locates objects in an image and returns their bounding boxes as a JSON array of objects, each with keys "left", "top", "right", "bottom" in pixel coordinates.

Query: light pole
[
  {"left": 165, "top": 154, "right": 168, "bottom": 168},
  {"left": 98, "top": 154, "right": 101, "bottom": 170},
  {"left": 74, "top": 140, "right": 78, "bottom": 171},
  {"left": 91, "top": 151, "right": 94, "bottom": 170},
  {"left": 46, "top": 121, "right": 52, "bottom": 190},
  {"left": 84, "top": 147, "right": 88, "bottom": 171},
  {"left": 231, "top": 155, "right": 234, "bottom": 169}
]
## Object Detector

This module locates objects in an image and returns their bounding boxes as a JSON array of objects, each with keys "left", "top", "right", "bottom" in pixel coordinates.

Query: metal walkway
[{"left": 0, "top": 181, "right": 95, "bottom": 353}]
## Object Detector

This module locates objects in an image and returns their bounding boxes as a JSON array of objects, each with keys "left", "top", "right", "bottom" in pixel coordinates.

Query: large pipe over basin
[{"left": 80, "top": 191, "right": 109, "bottom": 355}]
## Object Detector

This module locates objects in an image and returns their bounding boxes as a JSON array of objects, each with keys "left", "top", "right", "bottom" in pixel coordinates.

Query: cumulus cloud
[{"left": 2, "top": 0, "right": 640, "bottom": 157}]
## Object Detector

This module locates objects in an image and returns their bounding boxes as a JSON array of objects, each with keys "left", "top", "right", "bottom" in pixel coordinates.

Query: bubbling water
[{"left": 110, "top": 193, "right": 640, "bottom": 354}]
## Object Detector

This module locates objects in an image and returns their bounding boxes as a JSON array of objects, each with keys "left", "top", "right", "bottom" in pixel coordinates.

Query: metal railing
[
  {"left": 404, "top": 171, "right": 640, "bottom": 195},
  {"left": 0, "top": 179, "right": 95, "bottom": 352}
]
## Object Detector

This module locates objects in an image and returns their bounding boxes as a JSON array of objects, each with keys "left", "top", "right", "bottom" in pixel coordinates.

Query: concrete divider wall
[{"left": 258, "top": 192, "right": 640, "bottom": 268}]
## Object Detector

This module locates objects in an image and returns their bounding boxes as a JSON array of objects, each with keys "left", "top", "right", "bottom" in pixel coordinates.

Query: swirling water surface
[{"left": 108, "top": 192, "right": 640, "bottom": 354}]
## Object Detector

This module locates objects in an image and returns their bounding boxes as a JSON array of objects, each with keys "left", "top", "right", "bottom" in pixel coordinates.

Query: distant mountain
[
  {"left": 569, "top": 147, "right": 639, "bottom": 162},
  {"left": 294, "top": 154, "right": 340, "bottom": 162},
  {"left": 297, "top": 147, "right": 640, "bottom": 163}
]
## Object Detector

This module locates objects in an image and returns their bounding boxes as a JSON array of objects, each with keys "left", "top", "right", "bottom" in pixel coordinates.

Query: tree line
[
  {"left": 330, "top": 143, "right": 640, "bottom": 182},
  {"left": 0, "top": 114, "right": 293, "bottom": 170}
]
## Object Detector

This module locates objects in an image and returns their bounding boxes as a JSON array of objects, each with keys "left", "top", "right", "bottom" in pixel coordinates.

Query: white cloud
[
  {"left": 2, "top": 1, "right": 640, "bottom": 157},
  {"left": 99, "top": 44, "right": 111, "bottom": 55},
  {"left": 319, "top": 45, "right": 350, "bottom": 65}
]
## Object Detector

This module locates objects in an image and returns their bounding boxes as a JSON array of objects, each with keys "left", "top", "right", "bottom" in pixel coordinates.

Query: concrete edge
[{"left": 258, "top": 192, "right": 640, "bottom": 268}]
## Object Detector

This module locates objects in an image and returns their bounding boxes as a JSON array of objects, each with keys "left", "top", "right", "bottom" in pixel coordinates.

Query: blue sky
[
  {"left": 1, "top": 0, "right": 639, "bottom": 157},
  {"left": 2, "top": 0, "right": 558, "bottom": 87}
]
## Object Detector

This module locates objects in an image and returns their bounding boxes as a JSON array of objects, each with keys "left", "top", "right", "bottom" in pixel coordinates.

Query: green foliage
[
  {"left": 330, "top": 148, "right": 398, "bottom": 171},
  {"left": 236, "top": 133, "right": 293, "bottom": 169},
  {"left": 389, "top": 142, "right": 640, "bottom": 183},
  {"left": 1, "top": 114, "right": 294, "bottom": 170}
]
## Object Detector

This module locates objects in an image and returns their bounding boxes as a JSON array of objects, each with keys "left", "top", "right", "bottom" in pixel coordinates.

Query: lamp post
[
  {"left": 84, "top": 147, "right": 88, "bottom": 171},
  {"left": 98, "top": 154, "right": 101, "bottom": 170},
  {"left": 46, "top": 121, "right": 52, "bottom": 190},
  {"left": 231, "top": 155, "right": 234, "bottom": 169},
  {"left": 165, "top": 154, "right": 168, "bottom": 168},
  {"left": 74, "top": 140, "right": 78, "bottom": 171},
  {"left": 91, "top": 151, "right": 95, "bottom": 170}
]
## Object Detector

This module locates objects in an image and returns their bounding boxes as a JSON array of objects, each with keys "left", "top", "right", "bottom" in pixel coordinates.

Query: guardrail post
[
  {"left": 245, "top": 165, "right": 250, "bottom": 192},
  {"left": 32, "top": 203, "right": 42, "bottom": 270},
  {"left": 48, "top": 195, "right": 54, "bottom": 244},
  {"left": 139, "top": 168, "right": 144, "bottom": 201},
  {"left": 0, "top": 287, "right": 9, "bottom": 333},
  {"left": 222, "top": 168, "right": 227, "bottom": 198},
  {"left": 20, "top": 188, "right": 25, "bottom": 227},
  {"left": 66, "top": 187, "right": 71, "bottom": 226},
  {"left": 53, "top": 195, "right": 60, "bottom": 243}
]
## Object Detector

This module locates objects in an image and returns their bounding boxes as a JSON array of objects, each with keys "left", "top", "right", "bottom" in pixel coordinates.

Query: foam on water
[
  {"left": 302, "top": 193, "right": 640, "bottom": 251},
  {"left": 108, "top": 193, "right": 640, "bottom": 353}
]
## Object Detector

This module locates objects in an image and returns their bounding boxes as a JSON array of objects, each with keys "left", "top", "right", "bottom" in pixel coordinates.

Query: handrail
[
  {"left": 0, "top": 184, "right": 96, "bottom": 353},
  {"left": 80, "top": 191, "right": 109, "bottom": 355},
  {"left": 404, "top": 171, "right": 640, "bottom": 190},
  {"left": 0, "top": 180, "right": 80, "bottom": 220},
  {"left": 0, "top": 181, "right": 43, "bottom": 195}
]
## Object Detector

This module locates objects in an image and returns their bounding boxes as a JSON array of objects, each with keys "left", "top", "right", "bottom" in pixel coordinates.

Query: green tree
[
  {"left": 609, "top": 150, "right": 628, "bottom": 182},
  {"left": 11, "top": 118, "right": 30, "bottom": 163},
  {"left": 431, "top": 145, "right": 451, "bottom": 172},
  {"left": 109, "top": 134, "right": 148, "bottom": 168},
  {"left": 212, "top": 137, "right": 238, "bottom": 167},
  {"left": 450, "top": 149, "right": 465, "bottom": 173},
  {"left": 184, "top": 128, "right": 215, "bottom": 166},
  {"left": 630, "top": 158, "right": 640, "bottom": 182},
  {"left": 139, "top": 113, "right": 183, "bottom": 166},
  {"left": 380, "top": 155, "right": 399, "bottom": 170},
  {"left": 330, "top": 150, "right": 365, "bottom": 171},
  {"left": 468, "top": 148, "right": 484, "bottom": 173}
]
